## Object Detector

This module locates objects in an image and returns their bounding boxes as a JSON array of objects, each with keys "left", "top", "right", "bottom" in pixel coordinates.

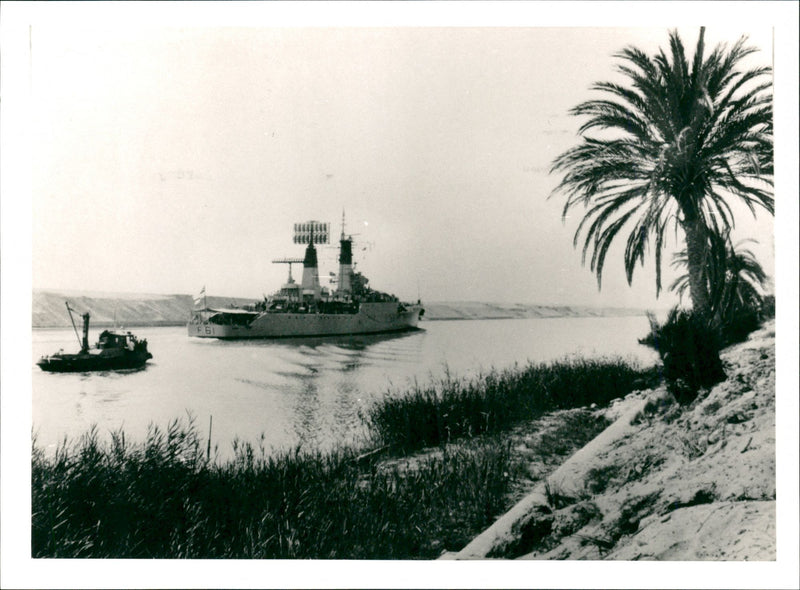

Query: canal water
[{"left": 32, "top": 316, "right": 659, "bottom": 459}]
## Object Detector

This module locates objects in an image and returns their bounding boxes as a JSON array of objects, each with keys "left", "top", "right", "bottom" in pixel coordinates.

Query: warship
[{"left": 188, "top": 216, "right": 424, "bottom": 339}]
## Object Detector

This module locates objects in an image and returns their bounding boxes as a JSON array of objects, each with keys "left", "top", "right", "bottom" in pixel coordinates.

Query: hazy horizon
[{"left": 31, "top": 285, "right": 669, "bottom": 312}]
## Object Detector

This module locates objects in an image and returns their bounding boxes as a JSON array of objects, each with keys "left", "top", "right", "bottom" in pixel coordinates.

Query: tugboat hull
[{"left": 37, "top": 349, "right": 153, "bottom": 373}]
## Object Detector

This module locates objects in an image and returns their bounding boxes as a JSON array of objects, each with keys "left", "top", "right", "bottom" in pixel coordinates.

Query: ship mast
[{"left": 271, "top": 258, "right": 304, "bottom": 283}]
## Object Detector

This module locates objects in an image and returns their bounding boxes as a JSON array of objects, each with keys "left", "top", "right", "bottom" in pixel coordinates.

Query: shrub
[
  {"left": 642, "top": 309, "right": 726, "bottom": 404},
  {"left": 366, "top": 358, "right": 660, "bottom": 451},
  {"left": 759, "top": 294, "right": 775, "bottom": 319},
  {"left": 718, "top": 305, "right": 762, "bottom": 345},
  {"left": 716, "top": 284, "right": 773, "bottom": 346}
]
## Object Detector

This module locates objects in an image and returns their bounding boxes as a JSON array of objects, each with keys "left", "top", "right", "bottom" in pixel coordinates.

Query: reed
[
  {"left": 365, "top": 357, "right": 660, "bottom": 451},
  {"left": 32, "top": 418, "right": 520, "bottom": 558}
]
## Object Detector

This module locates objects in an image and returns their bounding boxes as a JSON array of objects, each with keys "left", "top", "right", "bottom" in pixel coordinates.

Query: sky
[{"left": 15, "top": 12, "right": 780, "bottom": 309}]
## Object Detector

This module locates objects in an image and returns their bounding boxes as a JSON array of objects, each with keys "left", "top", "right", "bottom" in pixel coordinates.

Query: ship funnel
[
  {"left": 294, "top": 220, "right": 329, "bottom": 301},
  {"left": 336, "top": 211, "right": 353, "bottom": 296},
  {"left": 337, "top": 235, "right": 353, "bottom": 295},
  {"left": 301, "top": 238, "right": 321, "bottom": 299}
]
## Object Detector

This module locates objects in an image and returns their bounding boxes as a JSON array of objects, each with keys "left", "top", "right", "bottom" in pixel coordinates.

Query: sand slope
[
  {"left": 32, "top": 289, "right": 648, "bottom": 328},
  {"left": 32, "top": 290, "right": 255, "bottom": 327},
  {"left": 446, "top": 320, "right": 776, "bottom": 561}
]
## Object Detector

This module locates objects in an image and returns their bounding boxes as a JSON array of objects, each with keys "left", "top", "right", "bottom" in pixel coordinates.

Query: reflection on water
[
  {"left": 292, "top": 375, "right": 321, "bottom": 448},
  {"left": 276, "top": 332, "right": 425, "bottom": 449},
  {"left": 32, "top": 317, "right": 658, "bottom": 459}
]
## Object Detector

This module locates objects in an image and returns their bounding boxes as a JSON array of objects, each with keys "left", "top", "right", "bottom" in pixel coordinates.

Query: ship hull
[
  {"left": 188, "top": 302, "right": 423, "bottom": 339},
  {"left": 37, "top": 349, "right": 152, "bottom": 373}
]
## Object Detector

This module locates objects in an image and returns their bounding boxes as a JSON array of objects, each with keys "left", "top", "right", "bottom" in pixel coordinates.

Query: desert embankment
[
  {"left": 32, "top": 289, "right": 647, "bottom": 328},
  {"left": 445, "top": 320, "right": 776, "bottom": 560}
]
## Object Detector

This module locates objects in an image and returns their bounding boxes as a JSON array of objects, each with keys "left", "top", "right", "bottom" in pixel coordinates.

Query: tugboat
[
  {"left": 36, "top": 303, "right": 153, "bottom": 372},
  {"left": 188, "top": 215, "right": 424, "bottom": 339}
]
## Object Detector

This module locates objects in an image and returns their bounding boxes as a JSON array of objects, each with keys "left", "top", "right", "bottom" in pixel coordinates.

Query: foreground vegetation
[
  {"left": 33, "top": 420, "right": 522, "bottom": 558},
  {"left": 32, "top": 357, "right": 656, "bottom": 559},
  {"left": 366, "top": 357, "right": 660, "bottom": 452}
]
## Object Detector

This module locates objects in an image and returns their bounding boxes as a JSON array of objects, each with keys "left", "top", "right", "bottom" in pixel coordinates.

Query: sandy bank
[
  {"left": 444, "top": 320, "right": 776, "bottom": 560},
  {"left": 32, "top": 289, "right": 648, "bottom": 328}
]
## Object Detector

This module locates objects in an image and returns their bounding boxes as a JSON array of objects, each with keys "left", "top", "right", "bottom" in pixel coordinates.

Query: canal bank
[{"left": 444, "top": 320, "right": 777, "bottom": 560}]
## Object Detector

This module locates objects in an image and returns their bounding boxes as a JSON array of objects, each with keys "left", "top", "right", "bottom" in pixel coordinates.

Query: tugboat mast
[
  {"left": 66, "top": 302, "right": 90, "bottom": 352},
  {"left": 81, "top": 313, "right": 90, "bottom": 352}
]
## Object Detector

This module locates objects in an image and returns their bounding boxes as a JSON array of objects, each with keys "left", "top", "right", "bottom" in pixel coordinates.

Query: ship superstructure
[{"left": 188, "top": 216, "right": 423, "bottom": 339}]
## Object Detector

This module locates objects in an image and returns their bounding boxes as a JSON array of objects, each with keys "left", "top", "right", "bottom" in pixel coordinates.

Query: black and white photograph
[{"left": 1, "top": 1, "right": 797, "bottom": 588}]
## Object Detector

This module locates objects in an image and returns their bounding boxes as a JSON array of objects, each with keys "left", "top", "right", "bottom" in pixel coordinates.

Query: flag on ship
[{"left": 193, "top": 286, "right": 206, "bottom": 308}]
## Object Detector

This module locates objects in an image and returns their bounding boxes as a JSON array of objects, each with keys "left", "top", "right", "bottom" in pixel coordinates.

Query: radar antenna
[{"left": 271, "top": 258, "right": 305, "bottom": 282}]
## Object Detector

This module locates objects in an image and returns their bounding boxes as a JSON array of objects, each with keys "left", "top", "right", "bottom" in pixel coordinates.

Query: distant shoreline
[
  {"left": 32, "top": 314, "right": 650, "bottom": 330},
  {"left": 32, "top": 321, "right": 186, "bottom": 330},
  {"left": 31, "top": 313, "right": 650, "bottom": 331},
  {"left": 32, "top": 289, "right": 654, "bottom": 329}
]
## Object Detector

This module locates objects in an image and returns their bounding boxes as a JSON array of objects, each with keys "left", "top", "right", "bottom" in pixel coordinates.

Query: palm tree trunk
[
  {"left": 680, "top": 215, "right": 726, "bottom": 393},
  {"left": 682, "top": 218, "right": 712, "bottom": 317}
]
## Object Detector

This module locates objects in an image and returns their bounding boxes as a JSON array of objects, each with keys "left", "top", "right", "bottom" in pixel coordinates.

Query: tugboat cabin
[{"left": 98, "top": 330, "right": 142, "bottom": 351}]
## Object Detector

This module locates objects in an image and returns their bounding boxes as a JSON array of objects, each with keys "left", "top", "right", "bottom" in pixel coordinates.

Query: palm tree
[
  {"left": 551, "top": 27, "right": 773, "bottom": 318},
  {"left": 670, "top": 233, "right": 769, "bottom": 324}
]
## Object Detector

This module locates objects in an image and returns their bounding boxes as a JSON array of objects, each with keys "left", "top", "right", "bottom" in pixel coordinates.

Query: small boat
[{"left": 37, "top": 302, "right": 152, "bottom": 372}]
